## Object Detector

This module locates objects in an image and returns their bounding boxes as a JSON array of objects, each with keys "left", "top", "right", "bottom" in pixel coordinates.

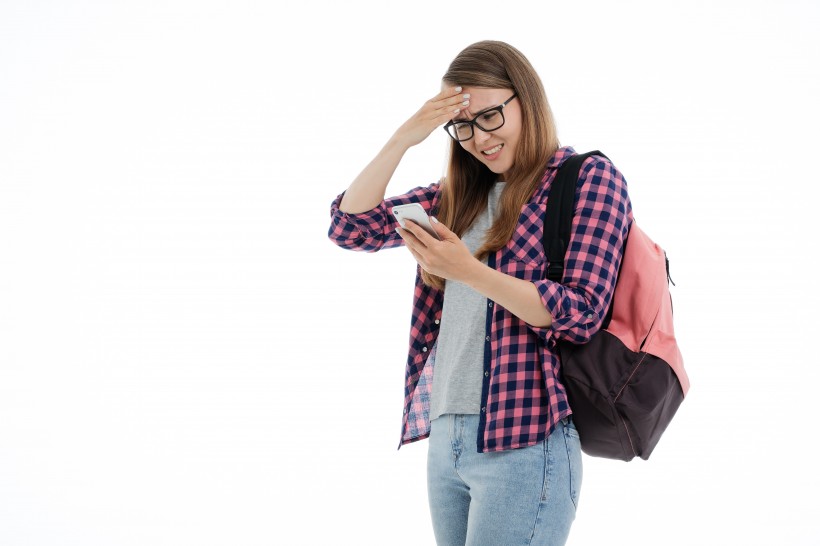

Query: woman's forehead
[{"left": 456, "top": 87, "right": 513, "bottom": 119}]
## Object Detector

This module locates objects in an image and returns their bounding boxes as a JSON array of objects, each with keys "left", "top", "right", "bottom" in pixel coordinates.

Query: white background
[{"left": 1, "top": 1, "right": 819, "bottom": 544}]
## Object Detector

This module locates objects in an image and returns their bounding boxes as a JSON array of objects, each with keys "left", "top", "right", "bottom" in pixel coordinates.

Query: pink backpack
[{"left": 545, "top": 151, "right": 689, "bottom": 461}]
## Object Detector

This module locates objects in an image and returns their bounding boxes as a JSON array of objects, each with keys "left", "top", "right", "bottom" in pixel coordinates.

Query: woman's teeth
[{"left": 482, "top": 144, "right": 503, "bottom": 155}]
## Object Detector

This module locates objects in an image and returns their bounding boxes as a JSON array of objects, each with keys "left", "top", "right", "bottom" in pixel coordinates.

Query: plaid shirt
[{"left": 328, "top": 147, "right": 633, "bottom": 453}]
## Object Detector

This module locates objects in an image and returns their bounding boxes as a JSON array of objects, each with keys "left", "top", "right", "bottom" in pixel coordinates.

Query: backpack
[{"left": 544, "top": 150, "right": 689, "bottom": 461}]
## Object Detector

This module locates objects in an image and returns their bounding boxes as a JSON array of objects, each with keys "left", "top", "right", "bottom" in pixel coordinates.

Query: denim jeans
[{"left": 427, "top": 414, "right": 582, "bottom": 546}]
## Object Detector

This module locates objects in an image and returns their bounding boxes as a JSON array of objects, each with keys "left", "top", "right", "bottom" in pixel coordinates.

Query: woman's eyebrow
[{"left": 454, "top": 103, "right": 495, "bottom": 122}]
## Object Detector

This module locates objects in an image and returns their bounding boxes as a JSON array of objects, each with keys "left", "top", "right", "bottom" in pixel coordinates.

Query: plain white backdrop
[{"left": 1, "top": 1, "right": 819, "bottom": 544}]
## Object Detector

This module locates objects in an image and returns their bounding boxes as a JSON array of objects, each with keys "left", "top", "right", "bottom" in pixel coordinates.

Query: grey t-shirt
[{"left": 429, "top": 182, "right": 505, "bottom": 421}]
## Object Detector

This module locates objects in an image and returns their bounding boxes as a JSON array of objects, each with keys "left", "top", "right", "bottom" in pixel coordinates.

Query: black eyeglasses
[{"left": 443, "top": 93, "right": 518, "bottom": 142}]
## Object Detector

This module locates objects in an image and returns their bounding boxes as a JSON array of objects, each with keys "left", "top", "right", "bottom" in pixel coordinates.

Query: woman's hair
[{"left": 422, "top": 40, "right": 559, "bottom": 289}]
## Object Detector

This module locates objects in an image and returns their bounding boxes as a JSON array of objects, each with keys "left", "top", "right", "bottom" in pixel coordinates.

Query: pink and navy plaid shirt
[{"left": 328, "top": 147, "right": 633, "bottom": 453}]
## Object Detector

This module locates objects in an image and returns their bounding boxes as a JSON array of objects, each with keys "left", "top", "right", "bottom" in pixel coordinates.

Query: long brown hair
[{"left": 422, "top": 40, "right": 560, "bottom": 289}]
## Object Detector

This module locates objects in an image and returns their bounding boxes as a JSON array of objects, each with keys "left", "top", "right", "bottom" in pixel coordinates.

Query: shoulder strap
[{"left": 544, "top": 150, "right": 607, "bottom": 282}]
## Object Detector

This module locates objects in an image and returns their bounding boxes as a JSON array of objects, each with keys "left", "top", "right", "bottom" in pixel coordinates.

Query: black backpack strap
[{"left": 543, "top": 150, "right": 608, "bottom": 282}]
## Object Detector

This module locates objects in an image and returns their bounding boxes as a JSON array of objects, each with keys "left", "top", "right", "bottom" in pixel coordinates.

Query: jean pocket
[{"left": 562, "top": 417, "right": 581, "bottom": 440}]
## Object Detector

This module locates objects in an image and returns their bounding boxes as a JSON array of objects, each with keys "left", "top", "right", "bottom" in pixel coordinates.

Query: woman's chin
[{"left": 484, "top": 161, "right": 513, "bottom": 175}]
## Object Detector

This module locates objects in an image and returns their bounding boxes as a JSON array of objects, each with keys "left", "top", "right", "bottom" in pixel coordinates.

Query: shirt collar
[{"left": 546, "top": 146, "right": 577, "bottom": 169}]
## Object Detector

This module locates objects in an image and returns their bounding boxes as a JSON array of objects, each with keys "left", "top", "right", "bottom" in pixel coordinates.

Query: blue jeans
[{"left": 427, "top": 414, "right": 582, "bottom": 546}]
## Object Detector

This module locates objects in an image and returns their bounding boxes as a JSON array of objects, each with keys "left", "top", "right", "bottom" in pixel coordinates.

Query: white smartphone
[{"left": 391, "top": 203, "right": 441, "bottom": 240}]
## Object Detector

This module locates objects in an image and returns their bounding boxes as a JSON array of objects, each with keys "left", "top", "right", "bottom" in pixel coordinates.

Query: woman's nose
[{"left": 474, "top": 127, "right": 491, "bottom": 144}]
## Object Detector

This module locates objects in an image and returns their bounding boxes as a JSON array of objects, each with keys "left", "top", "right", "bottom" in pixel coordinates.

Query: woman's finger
[
  {"left": 402, "top": 219, "right": 437, "bottom": 246},
  {"left": 406, "top": 245, "right": 426, "bottom": 269},
  {"left": 395, "top": 226, "right": 421, "bottom": 249},
  {"left": 399, "top": 220, "right": 436, "bottom": 248},
  {"left": 431, "top": 85, "right": 464, "bottom": 102},
  {"left": 427, "top": 92, "right": 471, "bottom": 127},
  {"left": 396, "top": 227, "right": 428, "bottom": 267},
  {"left": 430, "top": 90, "right": 470, "bottom": 114},
  {"left": 429, "top": 216, "right": 454, "bottom": 241}
]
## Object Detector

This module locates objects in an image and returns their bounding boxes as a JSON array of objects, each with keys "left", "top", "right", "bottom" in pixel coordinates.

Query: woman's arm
[
  {"left": 338, "top": 137, "right": 410, "bottom": 213},
  {"left": 531, "top": 157, "right": 632, "bottom": 344},
  {"left": 338, "top": 86, "right": 470, "bottom": 214},
  {"left": 462, "top": 263, "right": 553, "bottom": 327}
]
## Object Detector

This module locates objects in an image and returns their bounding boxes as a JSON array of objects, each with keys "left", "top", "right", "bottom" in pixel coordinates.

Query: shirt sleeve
[
  {"left": 529, "top": 156, "right": 632, "bottom": 346},
  {"left": 327, "top": 183, "right": 441, "bottom": 252}
]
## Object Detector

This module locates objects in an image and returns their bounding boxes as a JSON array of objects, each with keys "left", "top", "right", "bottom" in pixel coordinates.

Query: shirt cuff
[
  {"left": 533, "top": 278, "right": 600, "bottom": 345},
  {"left": 328, "top": 191, "right": 390, "bottom": 248}
]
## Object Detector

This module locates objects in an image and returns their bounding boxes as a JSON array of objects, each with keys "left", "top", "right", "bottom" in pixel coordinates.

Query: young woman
[{"left": 328, "top": 40, "right": 632, "bottom": 546}]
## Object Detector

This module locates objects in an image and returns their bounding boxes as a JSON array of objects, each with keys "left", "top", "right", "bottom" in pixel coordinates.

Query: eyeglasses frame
[{"left": 443, "top": 93, "right": 518, "bottom": 142}]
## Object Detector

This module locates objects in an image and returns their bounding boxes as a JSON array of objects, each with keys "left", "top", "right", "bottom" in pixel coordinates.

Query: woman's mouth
[{"left": 481, "top": 143, "right": 504, "bottom": 160}]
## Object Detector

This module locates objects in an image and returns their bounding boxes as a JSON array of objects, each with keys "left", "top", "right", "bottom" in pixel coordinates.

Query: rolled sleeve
[
  {"left": 327, "top": 183, "right": 441, "bottom": 252},
  {"left": 530, "top": 156, "right": 632, "bottom": 346}
]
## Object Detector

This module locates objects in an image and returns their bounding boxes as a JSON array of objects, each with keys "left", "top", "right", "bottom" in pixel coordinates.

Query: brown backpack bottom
[{"left": 559, "top": 330, "right": 685, "bottom": 461}]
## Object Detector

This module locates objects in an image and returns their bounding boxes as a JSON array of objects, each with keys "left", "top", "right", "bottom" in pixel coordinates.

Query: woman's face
[{"left": 453, "top": 86, "right": 522, "bottom": 178}]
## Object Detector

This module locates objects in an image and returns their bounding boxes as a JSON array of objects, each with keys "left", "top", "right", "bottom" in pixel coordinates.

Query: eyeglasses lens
[{"left": 448, "top": 109, "right": 505, "bottom": 141}]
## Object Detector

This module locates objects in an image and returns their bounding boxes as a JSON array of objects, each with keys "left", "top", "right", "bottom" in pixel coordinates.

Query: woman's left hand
[{"left": 395, "top": 218, "right": 480, "bottom": 282}]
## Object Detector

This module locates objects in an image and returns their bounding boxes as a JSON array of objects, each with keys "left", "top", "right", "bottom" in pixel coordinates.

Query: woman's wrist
[
  {"left": 388, "top": 130, "right": 417, "bottom": 152},
  {"left": 459, "top": 257, "right": 492, "bottom": 288}
]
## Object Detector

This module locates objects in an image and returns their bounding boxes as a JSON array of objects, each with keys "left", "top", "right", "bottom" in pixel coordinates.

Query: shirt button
[
  {"left": 587, "top": 313, "right": 594, "bottom": 319},
  {"left": 434, "top": 319, "right": 440, "bottom": 325},
  {"left": 485, "top": 336, "right": 490, "bottom": 342},
  {"left": 484, "top": 371, "right": 489, "bottom": 377},
  {"left": 488, "top": 302, "right": 493, "bottom": 308},
  {"left": 422, "top": 346, "right": 428, "bottom": 352},
  {"left": 481, "top": 407, "right": 486, "bottom": 413}
]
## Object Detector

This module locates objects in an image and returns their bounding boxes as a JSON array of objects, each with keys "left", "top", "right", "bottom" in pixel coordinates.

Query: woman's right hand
[{"left": 392, "top": 86, "right": 470, "bottom": 148}]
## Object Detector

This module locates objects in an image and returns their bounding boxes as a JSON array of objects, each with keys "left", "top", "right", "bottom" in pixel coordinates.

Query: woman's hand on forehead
[{"left": 391, "top": 85, "right": 471, "bottom": 148}]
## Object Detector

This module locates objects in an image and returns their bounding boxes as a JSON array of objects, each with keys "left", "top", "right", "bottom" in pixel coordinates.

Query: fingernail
[
  {"left": 462, "top": 100, "right": 469, "bottom": 106},
  {"left": 431, "top": 216, "right": 439, "bottom": 223},
  {"left": 463, "top": 94, "right": 470, "bottom": 99},
  {"left": 453, "top": 108, "right": 460, "bottom": 114},
  {"left": 455, "top": 86, "right": 462, "bottom": 92}
]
